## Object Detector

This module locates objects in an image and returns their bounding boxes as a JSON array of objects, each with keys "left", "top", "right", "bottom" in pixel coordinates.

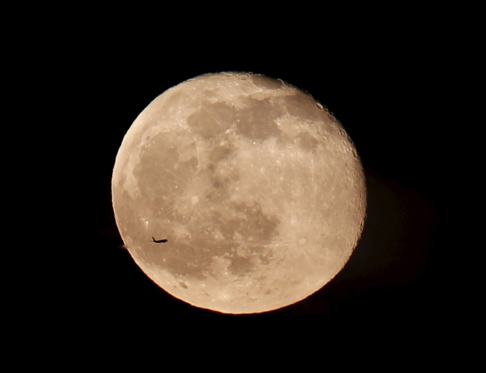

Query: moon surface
[{"left": 112, "top": 72, "right": 366, "bottom": 314}]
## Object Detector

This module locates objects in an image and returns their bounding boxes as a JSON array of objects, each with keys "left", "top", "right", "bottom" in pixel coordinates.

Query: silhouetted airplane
[{"left": 152, "top": 236, "right": 168, "bottom": 243}]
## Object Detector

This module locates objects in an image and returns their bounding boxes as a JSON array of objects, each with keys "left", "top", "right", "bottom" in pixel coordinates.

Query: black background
[{"left": 46, "top": 19, "right": 458, "bottom": 342}]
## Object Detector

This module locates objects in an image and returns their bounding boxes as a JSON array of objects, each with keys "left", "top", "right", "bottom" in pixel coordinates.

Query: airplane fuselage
[{"left": 152, "top": 236, "right": 168, "bottom": 243}]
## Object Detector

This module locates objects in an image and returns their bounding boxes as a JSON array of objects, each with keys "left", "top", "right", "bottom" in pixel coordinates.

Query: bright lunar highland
[{"left": 112, "top": 72, "right": 366, "bottom": 314}]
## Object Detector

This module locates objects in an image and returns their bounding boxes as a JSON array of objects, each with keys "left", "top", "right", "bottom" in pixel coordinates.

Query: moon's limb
[{"left": 112, "top": 72, "right": 366, "bottom": 314}]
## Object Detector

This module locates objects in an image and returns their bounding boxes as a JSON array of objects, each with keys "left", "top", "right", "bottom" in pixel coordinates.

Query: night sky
[{"left": 56, "top": 34, "right": 454, "bottom": 339}]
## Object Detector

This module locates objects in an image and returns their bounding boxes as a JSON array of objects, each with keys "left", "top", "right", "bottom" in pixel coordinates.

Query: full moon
[{"left": 112, "top": 72, "right": 366, "bottom": 314}]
